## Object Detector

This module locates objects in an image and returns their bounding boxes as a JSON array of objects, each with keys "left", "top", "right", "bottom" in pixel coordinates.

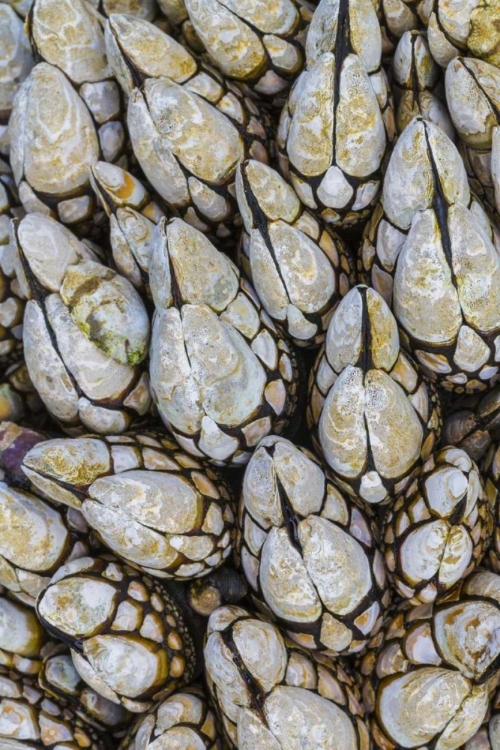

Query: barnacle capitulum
[
  {"left": 237, "top": 435, "right": 389, "bottom": 655},
  {"left": 277, "top": 0, "right": 394, "bottom": 227},
  {"left": 0, "top": 664, "right": 110, "bottom": 749},
  {"left": 377, "top": 0, "right": 429, "bottom": 55},
  {"left": 382, "top": 446, "right": 492, "bottom": 604},
  {"left": 427, "top": 0, "right": 500, "bottom": 68},
  {"left": 360, "top": 116, "right": 500, "bottom": 393},
  {"left": 9, "top": 63, "right": 102, "bottom": 234},
  {"left": 105, "top": 12, "right": 270, "bottom": 239},
  {"left": 463, "top": 688, "right": 500, "bottom": 749},
  {"left": 39, "top": 643, "right": 132, "bottom": 732},
  {"left": 90, "top": 161, "right": 165, "bottom": 292},
  {"left": 13, "top": 213, "right": 151, "bottom": 434},
  {"left": 0, "top": 171, "right": 26, "bottom": 366},
  {"left": 361, "top": 568, "right": 500, "bottom": 749},
  {"left": 0, "top": 593, "right": 47, "bottom": 674},
  {"left": 308, "top": 284, "right": 441, "bottom": 505},
  {"left": 22, "top": 431, "right": 236, "bottom": 580},
  {"left": 0, "top": 470, "right": 89, "bottom": 607},
  {"left": 27, "top": 0, "right": 126, "bottom": 170},
  {"left": 235, "top": 158, "right": 355, "bottom": 348},
  {"left": 204, "top": 605, "right": 370, "bottom": 749},
  {"left": 120, "top": 684, "right": 222, "bottom": 749},
  {"left": 392, "top": 30, "right": 454, "bottom": 138},
  {"left": 0, "top": 3, "right": 33, "bottom": 153},
  {"left": 157, "top": 0, "right": 313, "bottom": 98},
  {"left": 36, "top": 556, "right": 201, "bottom": 712},
  {"left": 149, "top": 217, "right": 299, "bottom": 466},
  {"left": 445, "top": 56, "right": 500, "bottom": 214}
]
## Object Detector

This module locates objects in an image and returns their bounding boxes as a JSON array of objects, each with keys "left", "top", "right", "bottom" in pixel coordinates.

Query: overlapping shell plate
[
  {"left": 442, "top": 386, "right": 500, "bottom": 463},
  {"left": 13, "top": 213, "right": 152, "bottom": 434},
  {"left": 235, "top": 158, "right": 355, "bottom": 347},
  {"left": 204, "top": 605, "right": 370, "bottom": 749},
  {"left": 360, "top": 116, "right": 500, "bottom": 393},
  {"left": 0, "top": 664, "right": 110, "bottom": 749},
  {"left": 360, "top": 568, "right": 500, "bottom": 749},
  {"left": 149, "top": 217, "right": 299, "bottom": 466},
  {"left": 158, "top": 0, "right": 313, "bottom": 98},
  {"left": 119, "top": 684, "right": 221, "bottom": 749},
  {"left": 277, "top": 0, "right": 394, "bottom": 227},
  {"left": 36, "top": 556, "right": 199, "bottom": 712},
  {"left": 308, "top": 284, "right": 441, "bottom": 505},
  {"left": 21, "top": 431, "right": 235, "bottom": 580},
  {"left": 382, "top": 446, "right": 492, "bottom": 604},
  {"left": 237, "top": 435, "right": 389, "bottom": 656}
]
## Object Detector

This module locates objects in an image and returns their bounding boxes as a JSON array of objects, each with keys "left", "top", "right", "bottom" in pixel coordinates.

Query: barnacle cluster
[{"left": 2, "top": 0, "right": 500, "bottom": 748}]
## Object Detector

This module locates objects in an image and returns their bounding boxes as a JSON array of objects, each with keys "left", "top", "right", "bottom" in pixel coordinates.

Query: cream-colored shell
[
  {"left": 235, "top": 159, "right": 354, "bottom": 347},
  {"left": 308, "top": 284, "right": 441, "bottom": 505},
  {"left": 382, "top": 446, "right": 492, "bottom": 603},
  {"left": 204, "top": 605, "right": 369, "bottom": 749},
  {"left": 149, "top": 218, "right": 298, "bottom": 466},
  {"left": 120, "top": 685, "right": 222, "bottom": 749},
  {"left": 238, "top": 435, "right": 389, "bottom": 655},
  {"left": 36, "top": 557, "right": 198, "bottom": 712},
  {"left": 361, "top": 569, "right": 500, "bottom": 749},
  {"left": 0, "top": 4, "right": 33, "bottom": 120}
]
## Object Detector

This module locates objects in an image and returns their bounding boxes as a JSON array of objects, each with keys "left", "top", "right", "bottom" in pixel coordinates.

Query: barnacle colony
[{"left": 1, "top": 0, "right": 500, "bottom": 748}]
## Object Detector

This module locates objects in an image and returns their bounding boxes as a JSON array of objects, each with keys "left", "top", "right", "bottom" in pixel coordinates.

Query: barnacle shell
[
  {"left": 235, "top": 159, "right": 354, "bottom": 347},
  {"left": 377, "top": 0, "right": 429, "bottom": 54},
  {"left": 427, "top": 0, "right": 500, "bottom": 68},
  {"left": 107, "top": 13, "right": 270, "bottom": 238},
  {"left": 0, "top": 478, "right": 89, "bottom": 607},
  {"left": 149, "top": 218, "right": 298, "bottom": 466},
  {"left": 0, "top": 173, "right": 25, "bottom": 365},
  {"left": 393, "top": 30, "right": 454, "bottom": 138},
  {"left": 90, "top": 161, "right": 164, "bottom": 291},
  {"left": 39, "top": 643, "right": 132, "bottom": 731},
  {"left": 36, "top": 556, "right": 199, "bottom": 712},
  {"left": 0, "top": 594, "right": 46, "bottom": 674},
  {"left": 445, "top": 56, "right": 500, "bottom": 213},
  {"left": 0, "top": 4, "right": 32, "bottom": 148},
  {"left": 22, "top": 431, "right": 235, "bottom": 580},
  {"left": 277, "top": 0, "right": 393, "bottom": 227},
  {"left": 27, "top": 0, "right": 126, "bottom": 167},
  {"left": 14, "top": 213, "right": 151, "bottom": 434},
  {"left": 237, "top": 435, "right": 389, "bottom": 655},
  {"left": 463, "top": 688, "right": 500, "bottom": 749},
  {"left": 9, "top": 63, "right": 101, "bottom": 232},
  {"left": 204, "top": 605, "right": 370, "bottom": 749},
  {"left": 0, "top": 664, "right": 109, "bottom": 748},
  {"left": 165, "top": 0, "right": 312, "bottom": 97},
  {"left": 308, "top": 284, "right": 441, "bottom": 505},
  {"left": 360, "top": 117, "right": 500, "bottom": 392},
  {"left": 382, "top": 446, "right": 492, "bottom": 603},
  {"left": 361, "top": 568, "right": 500, "bottom": 749},
  {"left": 442, "top": 386, "right": 500, "bottom": 462},
  {"left": 120, "top": 684, "right": 222, "bottom": 749}
]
